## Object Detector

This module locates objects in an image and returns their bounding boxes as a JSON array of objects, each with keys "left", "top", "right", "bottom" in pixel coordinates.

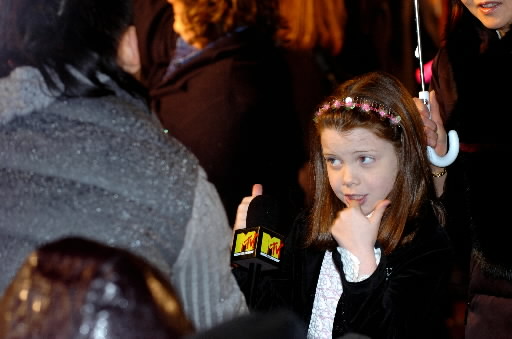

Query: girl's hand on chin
[{"left": 331, "top": 199, "right": 390, "bottom": 255}]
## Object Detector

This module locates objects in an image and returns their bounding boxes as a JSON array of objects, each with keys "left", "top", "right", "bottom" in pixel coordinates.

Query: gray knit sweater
[{"left": 0, "top": 67, "right": 248, "bottom": 330}]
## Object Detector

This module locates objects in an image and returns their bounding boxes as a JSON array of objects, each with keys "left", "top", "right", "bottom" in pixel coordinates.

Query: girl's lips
[{"left": 344, "top": 194, "right": 367, "bottom": 205}]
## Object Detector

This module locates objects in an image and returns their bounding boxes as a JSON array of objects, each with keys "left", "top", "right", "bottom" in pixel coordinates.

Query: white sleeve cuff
[{"left": 337, "top": 247, "right": 381, "bottom": 282}]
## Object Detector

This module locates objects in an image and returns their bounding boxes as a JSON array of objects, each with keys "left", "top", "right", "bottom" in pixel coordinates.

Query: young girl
[{"left": 234, "top": 71, "right": 453, "bottom": 339}]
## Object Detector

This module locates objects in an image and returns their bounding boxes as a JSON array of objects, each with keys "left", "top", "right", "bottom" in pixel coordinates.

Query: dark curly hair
[{"left": 176, "top": 0, "right": 282, "bottom": 46}]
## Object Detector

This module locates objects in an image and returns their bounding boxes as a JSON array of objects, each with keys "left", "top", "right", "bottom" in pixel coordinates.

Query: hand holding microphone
[
  {"left": 231, "top": 185, "right": 285, "bottom": 309},
  {"left": 231, "top": 184, "right": 285, "bottom": 271},
  {"left": 233, "top": 184, "right": 263, "bottom": 232}
]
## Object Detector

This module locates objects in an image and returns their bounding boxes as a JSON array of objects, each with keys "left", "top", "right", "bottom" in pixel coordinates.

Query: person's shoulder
[
  {"left": 227, "top": 28, "right": 285, "bottom": 65},
  {"left": 398, "top": 201, "right": 449, "bottom": 246},
  {"left": 50, "top": 86, "right": 201, "bottom": 178},
  {"left": 48, "top": 88, "right": 150, "bottom": 135},
  {"left": 412, "top": 204, "right": 452, "bottom": 252}
]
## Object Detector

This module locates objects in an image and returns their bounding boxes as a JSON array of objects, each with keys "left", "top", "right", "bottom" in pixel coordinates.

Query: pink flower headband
[{"left": 314, "top": 96, "right": 402, "bottom": 126}]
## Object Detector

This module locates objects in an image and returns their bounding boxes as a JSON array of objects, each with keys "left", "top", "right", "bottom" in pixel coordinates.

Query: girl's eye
[
  {"left": 324, "top": 157, "right": 341, "bottom": 167},
  {"left": 360, "top": 156, "right": 375, "bottom": 164}
]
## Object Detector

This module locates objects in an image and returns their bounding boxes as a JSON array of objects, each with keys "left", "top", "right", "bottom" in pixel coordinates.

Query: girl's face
[
  {"left": 321, "top": 127, "right": 398, "bottom": 216},
  {"left": 461, "top": 0, "right": 512, "bottom": 36}
]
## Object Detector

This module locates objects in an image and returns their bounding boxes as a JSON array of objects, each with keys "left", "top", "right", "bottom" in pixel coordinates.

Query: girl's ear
[{"left": 117, "top": 25, "right": 141, "bottom": 79}]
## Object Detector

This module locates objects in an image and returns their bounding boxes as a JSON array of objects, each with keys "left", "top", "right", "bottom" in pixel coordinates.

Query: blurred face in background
[{"left": 461, "top": 0, "right": 512, "bottom": 36}]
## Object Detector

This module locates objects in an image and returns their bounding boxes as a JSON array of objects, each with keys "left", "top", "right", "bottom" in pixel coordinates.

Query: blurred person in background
[
  {"left": 419, "top": 0, "right": 512, "bottom": 337},
  {"left": 277, "top": 0, "right": 348, "bottom": 206},
  {"left": 0, "top": 0, "right": 247, "bottom": 330},
  {"left": 133, "top": 0, "right": 306, "bottom": 233}
]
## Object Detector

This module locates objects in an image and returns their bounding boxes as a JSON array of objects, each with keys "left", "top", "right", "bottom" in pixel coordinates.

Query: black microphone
[
  {"left": 231, "top": 195, "right": 285, "bottom": 309},
  {"left": 231, "top": 195, "right": 285, "bottom": 271}
]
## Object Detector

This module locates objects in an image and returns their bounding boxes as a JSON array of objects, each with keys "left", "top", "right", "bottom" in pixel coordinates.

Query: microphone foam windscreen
[{"left": 246, "top": 195, "right": 279, "bottom": 230}]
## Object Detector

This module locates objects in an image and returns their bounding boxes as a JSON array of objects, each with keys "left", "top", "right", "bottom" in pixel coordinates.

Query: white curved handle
[
  {"left": 427, "top": 130, "right": 459, "bottom": 167},
  {"left": 419, "top": 91, "right": 459, "bottom": 167}
]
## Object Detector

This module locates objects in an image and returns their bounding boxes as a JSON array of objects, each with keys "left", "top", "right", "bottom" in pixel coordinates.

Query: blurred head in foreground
[{"left": 0, "top": 237, "right": 195, "bottom": 339}]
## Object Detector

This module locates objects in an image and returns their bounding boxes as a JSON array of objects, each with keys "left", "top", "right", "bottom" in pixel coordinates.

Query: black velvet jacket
[{"left": 235, "top": 203, "right": 453, "bottom": 339}]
